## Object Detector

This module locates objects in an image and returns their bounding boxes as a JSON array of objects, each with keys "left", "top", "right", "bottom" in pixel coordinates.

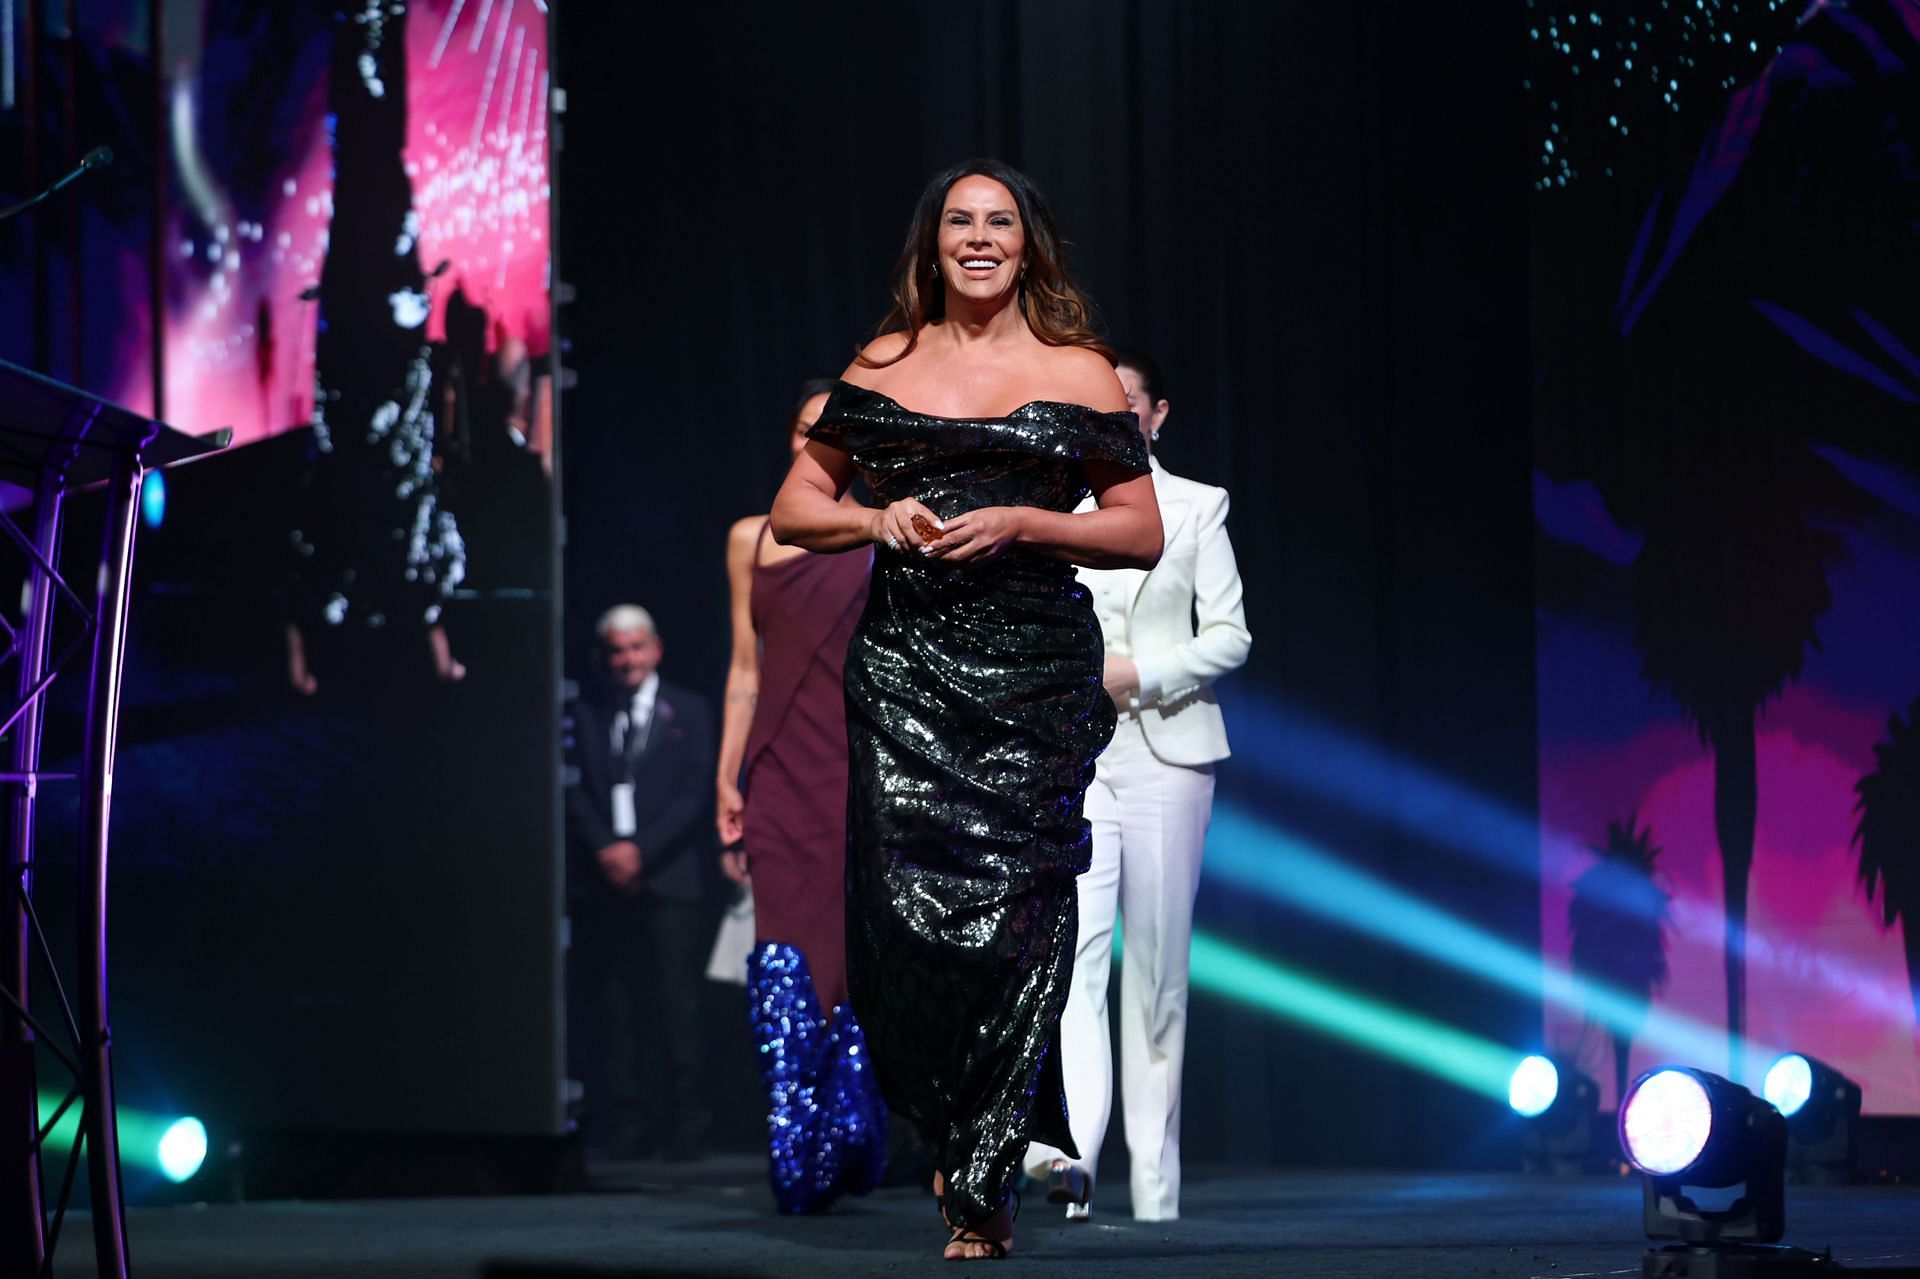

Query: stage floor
[{"left": 51, "top": 1156, "right": 1920, "bottom": 1277}]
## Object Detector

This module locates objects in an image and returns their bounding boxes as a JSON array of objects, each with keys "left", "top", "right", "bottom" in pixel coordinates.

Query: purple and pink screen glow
[{"left": 147, "top": 0, "right": 549, "bottom": 447}]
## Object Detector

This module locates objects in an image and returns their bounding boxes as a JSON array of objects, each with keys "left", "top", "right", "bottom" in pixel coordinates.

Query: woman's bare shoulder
[
  {"left": 726, "top": 514, "right": 769, "bottom": 565},
  {"left": 840, "top": 331, "right": 914, "bottom": 388},
  {"left": 1040, "top": 344, "right": 1128, "bottom": 413}
]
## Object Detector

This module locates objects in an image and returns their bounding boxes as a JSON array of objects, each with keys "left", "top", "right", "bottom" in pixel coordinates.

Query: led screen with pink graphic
[
  {"left": 0, "top": 0, "right": 565, "bottom": 1144},
  {"left": 152, "top": 0, "right": 551, "bottom": 448},
  {"left": 1532, "top": 1, "right": 1920, "bottom": 1116}
]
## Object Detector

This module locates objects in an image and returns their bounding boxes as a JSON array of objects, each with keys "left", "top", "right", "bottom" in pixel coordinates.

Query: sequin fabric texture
[
  {"left": 749, "top": 943, "right": 888, "bottom": 1213},
  {"left": 808, "top": 381, "right": 1151, "bottom": 1228}
]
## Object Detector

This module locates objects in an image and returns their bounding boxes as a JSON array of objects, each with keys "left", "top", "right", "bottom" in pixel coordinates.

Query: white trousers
[{"left": 1029, "top": 714, "right": 1214, "bottom": 1221}]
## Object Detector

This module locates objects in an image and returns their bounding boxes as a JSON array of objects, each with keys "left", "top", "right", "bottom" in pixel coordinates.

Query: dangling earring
[{"left": 929, "top": 260, "right": 940, "bottom": 280}]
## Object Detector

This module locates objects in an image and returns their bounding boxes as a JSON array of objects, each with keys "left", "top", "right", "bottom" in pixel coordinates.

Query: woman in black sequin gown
[{"left": 770, "top": 160, "right": 1162, "bottom": 1260}]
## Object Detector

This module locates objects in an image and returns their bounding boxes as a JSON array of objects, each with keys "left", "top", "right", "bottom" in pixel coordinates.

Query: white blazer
[{"left": 1077, "top": 458, "right": 1252, "bottom": 767}]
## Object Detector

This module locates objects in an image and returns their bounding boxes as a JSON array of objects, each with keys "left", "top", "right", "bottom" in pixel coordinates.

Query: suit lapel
[{"left": 1134, "top": 483, "right": 1196, "bottom": 610}]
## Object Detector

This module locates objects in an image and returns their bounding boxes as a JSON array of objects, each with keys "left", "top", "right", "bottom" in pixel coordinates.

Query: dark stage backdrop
[
  {"left": 559, "top": 2, "right": 1534, "bottom": 1169},
  {"left": 1, "top": 0, "right": 565, "bottom": 1179},
  {"left": 1531, "top": 0, "right": 1920, "bottom": 1115}
]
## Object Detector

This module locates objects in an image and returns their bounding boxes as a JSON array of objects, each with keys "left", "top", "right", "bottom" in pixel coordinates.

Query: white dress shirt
[{"left": 612, "top": 671, "right": 660, "bottom": 764}]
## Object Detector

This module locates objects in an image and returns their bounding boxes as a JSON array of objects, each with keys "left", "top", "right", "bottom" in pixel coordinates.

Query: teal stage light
[
  {"left": 1206, "top": 801, "right": 1778, "bottom": 1076},
  {"left": 39, "top": 1092, "right": 209, "bottom": 1185},
  {"left": 141, "top": 469, "right": 167, "bottom": 528},
  {"left": 1185, "top": 931, "right": 1521, "bottom": 1102},
  {"left": 1762, "top": 1053, "right": 1861, "bottom": 1184},
  {"left": 158, "top": 1117, "right": 209, "bottom": 1184},
  {"left": 1762, "top": 1055, "right": 1814, "bottom": 1118},
  {"left": 1509, "top": 1055, "right": 1560, "bottom": 1118},
  {"left": 1512, "top": 1054, "right": 1599, "bottom": 1174},
  {"left": 1124, "top": 927, "right": 1526, "bottom": 1101}
]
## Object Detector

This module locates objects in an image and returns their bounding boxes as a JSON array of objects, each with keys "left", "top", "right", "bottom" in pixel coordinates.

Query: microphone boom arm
[{"left": 0, "top": 146, "right": 115, "bottom": 227}]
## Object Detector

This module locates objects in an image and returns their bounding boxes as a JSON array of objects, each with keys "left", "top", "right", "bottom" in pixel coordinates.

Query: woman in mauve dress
[{"left": 716, "top": 381, "right": 884, "bottom": 1213}]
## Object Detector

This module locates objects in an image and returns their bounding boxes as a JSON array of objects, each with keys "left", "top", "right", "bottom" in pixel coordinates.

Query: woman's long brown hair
[{"left": 859, "top": 158, "right": 1110, "bottom": 367}]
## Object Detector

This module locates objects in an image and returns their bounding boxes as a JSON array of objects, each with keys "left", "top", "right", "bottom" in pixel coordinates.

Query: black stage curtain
[{"left": 559, "top": 1, "right": 1532, "bottom": 1170}]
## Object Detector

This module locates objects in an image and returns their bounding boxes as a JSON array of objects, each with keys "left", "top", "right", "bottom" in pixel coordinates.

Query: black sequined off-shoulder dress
[{"left": 806, "top": 380, "right": 1151, "bottom": 1228}]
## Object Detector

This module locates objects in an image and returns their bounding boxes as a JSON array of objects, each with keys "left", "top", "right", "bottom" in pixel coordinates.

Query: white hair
[{"left": 595, "top": 604, "right": 657, "bottom": 640}]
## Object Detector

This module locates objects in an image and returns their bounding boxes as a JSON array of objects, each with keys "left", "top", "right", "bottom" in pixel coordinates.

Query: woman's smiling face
[{"left": 935, "top": 175, "right": 1025, "bottom": 306}]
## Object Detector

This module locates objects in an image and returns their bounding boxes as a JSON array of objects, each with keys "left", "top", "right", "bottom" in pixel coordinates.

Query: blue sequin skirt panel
[{"left": 749, "top": 943, "right": 888, "bottom": 1214}]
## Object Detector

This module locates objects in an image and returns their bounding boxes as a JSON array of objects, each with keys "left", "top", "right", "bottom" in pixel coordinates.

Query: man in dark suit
[{"left": 567, "top": 604, "right": 715, "bottom": 1160}]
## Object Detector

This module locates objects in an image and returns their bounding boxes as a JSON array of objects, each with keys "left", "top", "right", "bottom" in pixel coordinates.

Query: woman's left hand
[{"left": 924, "top": 507, "right": 1026, "bottom": 562}]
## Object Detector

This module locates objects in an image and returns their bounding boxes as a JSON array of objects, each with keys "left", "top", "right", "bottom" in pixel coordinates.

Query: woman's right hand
[
  {"left": 869, "top": 498, "right": 944, "bottom": 556},
  {"left": 716, "top": 780, "right": 745, "bottom": 847},
  {"left": 717, "top": 781, "right": 750, "bottom": 884}
]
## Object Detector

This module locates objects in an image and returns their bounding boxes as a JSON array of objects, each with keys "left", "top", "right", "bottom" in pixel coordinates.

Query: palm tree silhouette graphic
[
  {"left": 1569, "top": 817, "right": 1672, "bottom": 1104},
  {"left": 1631, "top": 438, "right": 1839, "bottom": 1082},
  {"left": 1855, "top": 697, "right": 1920, "bottom": 1057}
]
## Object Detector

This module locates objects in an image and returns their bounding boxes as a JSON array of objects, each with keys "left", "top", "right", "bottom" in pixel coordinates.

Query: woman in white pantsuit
[{"left": 1026, "top": 349, "right": 1250, "bottom": 1221}]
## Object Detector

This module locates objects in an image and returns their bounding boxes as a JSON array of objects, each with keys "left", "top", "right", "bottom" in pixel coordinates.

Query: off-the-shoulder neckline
[{"left": 831, "top": 379, "right": 1133, "bottom": 424}]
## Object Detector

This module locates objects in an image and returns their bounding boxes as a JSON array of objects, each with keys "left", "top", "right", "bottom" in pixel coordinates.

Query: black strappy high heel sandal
[{"left": 939, "top": 1185, "right": 1018, "bottom": 1260}]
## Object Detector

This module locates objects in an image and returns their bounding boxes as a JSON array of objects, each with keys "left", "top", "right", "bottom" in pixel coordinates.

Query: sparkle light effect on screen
[
  {"left": 411, "top": 0, "right": 551, "bottom": 348},
  {"left": 1526, "top": 0, "right": 1798, "bottom": 189}
]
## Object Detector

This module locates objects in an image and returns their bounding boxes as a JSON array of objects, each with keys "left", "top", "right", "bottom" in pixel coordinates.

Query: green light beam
[
  {"left": 1185, "top": 930, "right": 1519, "bottom": 1101},
  {"left": 37, "top": 1091, "right": 200, "bottom": 1180}
]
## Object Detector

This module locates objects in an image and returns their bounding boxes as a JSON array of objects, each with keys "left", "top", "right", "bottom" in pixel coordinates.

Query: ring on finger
[{"left": 886, "top": 535, "right": 901, "bottom": 552}]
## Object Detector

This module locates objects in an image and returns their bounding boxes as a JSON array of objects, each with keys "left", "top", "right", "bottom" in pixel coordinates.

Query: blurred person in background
[
  {"left": 715, "top": 380, "right": 886, "bottom": 1212},
  {"left": 567, "top": 605, "right": 715, "bottom": 1161},
  {"left": 1025, "top": 348, "right": 1251, "bottom": 1222}
]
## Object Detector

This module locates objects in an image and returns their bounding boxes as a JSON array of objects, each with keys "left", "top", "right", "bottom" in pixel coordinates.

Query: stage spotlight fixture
[
  {"left": 157, "top": 1116, "right": 209, "bottom": 1184},
  {"left": 1509, "top": 1054, "right": 1559, "bottom": 1116},
  {"left": 1620, "top": 1067, "right": 1838, "bottom": 1278},
  {"left": 1763, "top": 1053, "right": 1862, "bottom": 1184},
  {"left": 1510, "top": 1055, "right": 1598, "bottom": 1174}
]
